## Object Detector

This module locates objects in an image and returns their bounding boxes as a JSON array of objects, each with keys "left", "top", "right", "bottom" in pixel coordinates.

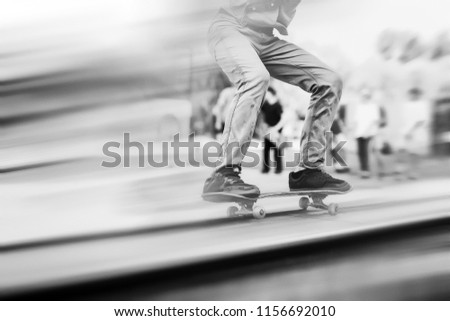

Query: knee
[
  {"left": 245, "top": 68, "right": 270, "bottom": 91},
  {"left": 319, "top": 70, "right": 343, "bottom": 97}
]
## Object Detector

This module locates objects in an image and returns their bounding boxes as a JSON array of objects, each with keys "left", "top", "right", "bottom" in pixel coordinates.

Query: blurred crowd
[{"left": 196, "top": 28, "right": 450, "bottom": 179}]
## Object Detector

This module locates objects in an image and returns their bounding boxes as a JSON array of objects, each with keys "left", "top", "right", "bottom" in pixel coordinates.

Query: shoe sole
[
  {"left": 202, "top": 192, "right": 258, "bottom": 203},
  {"left": 203, "top": 184, "right": 352, "bottom": 203},
  {"left": 289, "top": 184, "right": 353, "bottom": 194}
]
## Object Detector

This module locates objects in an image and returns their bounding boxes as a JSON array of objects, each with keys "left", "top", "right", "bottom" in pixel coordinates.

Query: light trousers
[{"left": 208, "top": 17, "right": 343, "bottom": 169}]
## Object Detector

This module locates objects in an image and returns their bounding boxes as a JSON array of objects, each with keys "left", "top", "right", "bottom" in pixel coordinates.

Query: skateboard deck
[{"left": 205, "top": 190, "right": 349, "bottom": 219}]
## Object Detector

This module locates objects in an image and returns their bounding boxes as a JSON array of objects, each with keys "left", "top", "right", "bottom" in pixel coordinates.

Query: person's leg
[
  {"left": 360, "top": 137, "right": 372, "bottom": 178},
  {"left": 208, "top": 26, "right": 270, "bottom": 169},
  {"left": 375, "top": 147, "right": 385, "bottom": 178},
  {"left": 362, "top": 138, "right": 371, "bottom": 171},
  {"left": 259, "top": 39, "right": 350, "bottom": 192},
  {"left": 262, "top": 137, "right": 271, "bottom": 173},
  {"left": 274, "top": 143, "right": 283, "bottom": 174},
  {"left": 357, "top": 138, "right": 365, "bottom": 171},
  {"left": 260, "top": 40, "right": 342, "bottom": 169},
  {"left": 202, "top": 26, "right": 269, "bottom": 201}
]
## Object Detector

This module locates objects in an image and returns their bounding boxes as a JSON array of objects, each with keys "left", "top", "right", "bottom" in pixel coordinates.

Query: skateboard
[{"left": 222, "top": 190, "right": 347, "bottom": 219}]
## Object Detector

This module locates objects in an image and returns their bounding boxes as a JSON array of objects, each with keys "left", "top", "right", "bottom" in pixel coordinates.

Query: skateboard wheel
[
  {"left": 328, "top": 203, "right": 338, "bottom": 215},
  {"left": 299, "top": 197, "right": 310, "bottom": 210},
  {"left": 252, "top": 206, "right": 266, "bottom": 219},
  {"left": 227, "top": 206, "right": 239, "bottom": 218}
]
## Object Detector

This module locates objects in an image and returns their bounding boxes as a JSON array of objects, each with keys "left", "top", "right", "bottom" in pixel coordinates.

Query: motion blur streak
[{"left": 0, "top": 0, "right": 218, "bottom": 170}]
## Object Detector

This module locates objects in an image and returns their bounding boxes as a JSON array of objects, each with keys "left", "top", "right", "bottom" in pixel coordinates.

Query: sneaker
[
  {"left": 335, "top": 167, "right": 350, "bottom": 174},
  {"left": 289, "top": 168, "right": 352, "bottom": 193},
  {"left": 202, "top": 166, "right": 260, "bottom": 202}
]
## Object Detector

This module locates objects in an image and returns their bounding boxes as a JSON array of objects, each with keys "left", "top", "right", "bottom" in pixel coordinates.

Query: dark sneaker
[
  {"left": 202, "top": 166, "right": 260, "bottom": 202},
  {"left": 289, "top": 168, "right": 352, "bottom": 193},
  {"left": 335, "top": 167, "right": 350, "bottom": 174}
]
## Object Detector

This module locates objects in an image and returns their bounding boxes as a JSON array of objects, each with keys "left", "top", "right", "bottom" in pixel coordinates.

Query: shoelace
[
  {"left": 217, "top": 167, "right": 245, "bottom": 185},
  {"left": 223, "top": 171, "right": 244, "bottom": 185}
]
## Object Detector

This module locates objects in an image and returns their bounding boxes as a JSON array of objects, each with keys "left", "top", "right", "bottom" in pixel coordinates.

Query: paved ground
[
  {"left": 0, "top": 157, "right": 449, "bottom": 297},
  {"left": 1, "top": 157, "right": 449, "bottom": 246}
]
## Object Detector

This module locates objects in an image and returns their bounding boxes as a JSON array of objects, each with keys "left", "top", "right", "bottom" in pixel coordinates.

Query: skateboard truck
[
  {"left": 227, "top": 201, "right": 266, "bottom": 219},
  {"left": 302, "top": 195, "right": 338, "bottom": 215},
  {"left": 227, "top": 193, "right": 338, "bottom": 219}
]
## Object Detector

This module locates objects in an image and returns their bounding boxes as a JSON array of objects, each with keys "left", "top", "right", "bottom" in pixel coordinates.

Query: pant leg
[
  {"left": 358, "top": 137, "right": 371, "bottom": 171},
  {"left": 357, "top": 138, "right": 364, "bottom": 171},
  {"left": 274, "top": 144, "right": 283, "bottom": 171},
  {"left": 263, "top": 137, "right": 271, "bottom": 171},
  {"left": 208, "top": 25, "right": 270, "bottom": 169},
  {"left": 365, "top": 138, "right": 373, "bottom": 171},
  {"left": 260, "top": 39, "right": 343, "bottom": 169}
]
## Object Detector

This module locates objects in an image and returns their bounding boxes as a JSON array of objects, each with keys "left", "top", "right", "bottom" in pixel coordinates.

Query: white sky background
[
  {"left": 1, "top": 0, "right": 449, "bottom": 64},
  {"left": 291, "top": 0, "right": 450, "bottom": 63}
]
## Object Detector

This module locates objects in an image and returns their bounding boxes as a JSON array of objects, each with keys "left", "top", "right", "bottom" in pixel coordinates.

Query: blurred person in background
[
  {"left": 202, "top": 0, "right": 351, "bottom": 202},
  {"left": 395, "top": 88, "right": 431, "bottom": 179},
  {"left": 374, "top": 103, "right": 392, "bottom": 178},
  {"left": 330, "top": 104, "right": 350, "bottom": 174},
  {"left": 212, "top": 85, "right": 237, "bottom": 140},
  {"left": 258, "top": 86, "right": 285, "bottom": 174},
  {"left": 353, "top": 89, "right": 383, "bottom": 179}
]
